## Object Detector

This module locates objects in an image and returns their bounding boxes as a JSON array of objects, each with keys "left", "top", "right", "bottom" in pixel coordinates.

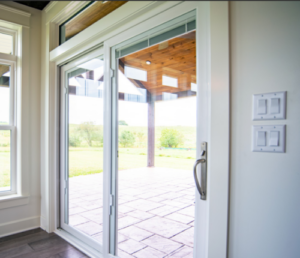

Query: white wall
[
  {"left": 0, "top": 1, "right": 299, "bottom": 257},
  {"left": 229, "top": 2, "right": 300, "bottom": 258},
  {"left": 0, "top": 2, "right": 41, "bottom": 236}
]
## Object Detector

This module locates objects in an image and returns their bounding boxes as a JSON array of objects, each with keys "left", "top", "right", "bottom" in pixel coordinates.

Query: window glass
[
  {"left": 60, "top": 1, "right": 127, "bottom": 44},
  {"left": 117, "top": 31, "right": 197, "bottom": 257},
  {"left": 66, "top": 57, "right": 105, "bottom": 244},
  {"left": 0, "top": 33, "right": 13, "bottom": 55},
  {"left": 0, "top": 130, "right": 11, "bottom": 192},
  {"left": 0, "top": 64, "right": 11, "bottom": 125}
]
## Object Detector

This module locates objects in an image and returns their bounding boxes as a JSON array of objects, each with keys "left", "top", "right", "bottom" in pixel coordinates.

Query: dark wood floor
[{"left": 0, "top": 228, "right": 89, "bottom": 258}]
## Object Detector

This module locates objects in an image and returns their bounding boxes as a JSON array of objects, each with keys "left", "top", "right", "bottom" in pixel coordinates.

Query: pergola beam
[{"left": 147, "top": 93, "right": 155, "bottom": 167}]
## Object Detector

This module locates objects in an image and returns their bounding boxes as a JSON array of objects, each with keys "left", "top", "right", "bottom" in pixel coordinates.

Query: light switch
[
  {"left": 257, "top": 131, "right": 266, "bottom": 146},
  {"left": 258, "top": 99, "right": 267, "bottom": 114},
  {"left": 269, "top": 131, "right": 279, "bottom": 146},
  {"left": 270, "top": 98, "right": 280, "bottom": 114},
  {"left": 252, "top": 91, "right": 286, "bottom": 120},
  {"left": 252, "top": 125, "right": 286, "bottom": 153}
]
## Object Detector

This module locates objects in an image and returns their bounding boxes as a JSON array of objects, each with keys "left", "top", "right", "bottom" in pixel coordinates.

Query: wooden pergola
[{"left": 118, "top": 31, "right": 196, "bottom": 167}]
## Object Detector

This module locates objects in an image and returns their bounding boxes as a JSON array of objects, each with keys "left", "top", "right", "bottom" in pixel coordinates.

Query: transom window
[{"left": 59, "top": 1, "right": 127, "bottom": 44}]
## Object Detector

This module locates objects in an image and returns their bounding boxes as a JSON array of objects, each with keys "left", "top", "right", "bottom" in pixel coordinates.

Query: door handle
[{"left": 193, "top": 142, "right": 207, "bottom": 200}]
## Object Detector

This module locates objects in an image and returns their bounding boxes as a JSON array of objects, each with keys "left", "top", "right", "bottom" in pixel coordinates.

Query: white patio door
[
  {"left": 104, "top": 7, "right": 223, "bottom": 257},
  {"left": 57, "top": 2, "right": 229, "bottom": 258},
  {"left": 60, "top": 48, "right": 105, "bottom": 253}
]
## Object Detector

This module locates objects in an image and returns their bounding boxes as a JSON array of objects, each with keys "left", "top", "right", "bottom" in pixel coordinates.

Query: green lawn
[
  {"left": 67, "top": 125, "right": 197, "bottom": 178},
  {"left": 0, "top": 125, "right": 197, "bottom": 188},
  {"left": 68, "top": 147, "right": 196, "bottom": 178},
  {"left": 0, "top": 147, "right": 10, "bottom": 188}
]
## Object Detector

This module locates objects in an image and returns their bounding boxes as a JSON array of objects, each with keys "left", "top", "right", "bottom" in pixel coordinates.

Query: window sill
[{"left": 0, "top": 194, "right": 29, "bottom": 210}]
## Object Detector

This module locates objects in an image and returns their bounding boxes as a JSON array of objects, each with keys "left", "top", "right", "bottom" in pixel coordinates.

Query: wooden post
[{"left": 148, "top": 94, "right": 155, "bottom": 167}]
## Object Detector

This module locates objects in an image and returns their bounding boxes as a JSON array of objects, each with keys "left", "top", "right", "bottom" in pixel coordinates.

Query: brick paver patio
[{"left": 69, "top": 167, "right": 195, "bottom": 257}]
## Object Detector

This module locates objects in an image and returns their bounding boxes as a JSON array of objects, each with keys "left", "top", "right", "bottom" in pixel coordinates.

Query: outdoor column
[{"left": 148, "top": 94, "right": 155, "bottom": 167}]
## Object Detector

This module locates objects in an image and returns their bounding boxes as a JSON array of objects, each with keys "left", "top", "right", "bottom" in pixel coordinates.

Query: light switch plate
[
  {"left": 252, "top": 91, "right": 286, "bottom": 120},
  {"left": 252, "top": 125, "right": 286, "bottom": 153}
]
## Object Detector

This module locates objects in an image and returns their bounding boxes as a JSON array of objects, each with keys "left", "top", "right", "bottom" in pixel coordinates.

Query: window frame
[
  {"left": 59, "top": 1, "right": 94, "bottom": 45},
  {"left": 0, "top": 32, "right": 17, "bottom": 197},
  {"left": 0, "top": 26, "right": 17, "bottom": 56}
]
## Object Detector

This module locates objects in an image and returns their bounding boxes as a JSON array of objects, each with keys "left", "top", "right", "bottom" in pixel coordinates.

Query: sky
[
  {"left": 0, "top": 87, "right": 9, "bottom": 124},
  {"left": 1, "top": 84, "right": 197, "bottom": 127},
  {"left": 69, "top": 95, "right": 197, "bottom": 127}
]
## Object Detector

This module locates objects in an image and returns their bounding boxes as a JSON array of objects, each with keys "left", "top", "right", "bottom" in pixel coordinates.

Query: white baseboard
[
  {"left": 40, "top": 215, "right": 48, "bottom": 232},
  {"left": 0, "top": 216, "right": 40, "bottom": 238}
]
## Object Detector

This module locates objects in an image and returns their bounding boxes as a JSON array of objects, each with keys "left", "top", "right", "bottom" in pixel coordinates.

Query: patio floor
[{"left": 69, "top": 167, "right": 195, "bottom": 258}]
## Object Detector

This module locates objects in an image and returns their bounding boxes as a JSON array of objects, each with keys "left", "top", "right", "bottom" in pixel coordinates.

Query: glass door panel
[
  {"left": 61, "top": 54, "right": 104, "bottom": 249},
  {"left": 116, "top": 31, "right": 196, "bottom": 257}
]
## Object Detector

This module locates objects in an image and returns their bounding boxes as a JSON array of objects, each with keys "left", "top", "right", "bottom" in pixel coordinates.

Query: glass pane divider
[{"left": 0, "top": 125, "right": 14, "bottom": 130}]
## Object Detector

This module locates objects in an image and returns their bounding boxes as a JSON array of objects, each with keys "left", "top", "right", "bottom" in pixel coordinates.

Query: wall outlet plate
[
  {"left": 252, "top": 125, "right": 286, "bottom": 153},
  {"left": 252, "top": 91, "right": 286, "bottom": 120}
]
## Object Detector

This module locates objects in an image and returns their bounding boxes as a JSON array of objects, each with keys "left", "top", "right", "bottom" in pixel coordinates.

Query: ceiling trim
[
  {"left": 0, "top": 4, "right": 31, "bottom": 18},
  {"left": 44, "top": 1, "right": 57, "bottom": 13},
  {"left": 50, "top": 1, "right": 92, "bottom": 25}
]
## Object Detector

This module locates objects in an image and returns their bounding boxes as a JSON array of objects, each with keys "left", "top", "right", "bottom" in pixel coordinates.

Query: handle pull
[{"left": 193, "top": 142, "right": 207, "bottom": 200}]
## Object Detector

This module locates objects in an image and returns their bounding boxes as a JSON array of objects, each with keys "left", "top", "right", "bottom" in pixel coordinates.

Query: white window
[
  {"left": 0, "top": 27, "right": 17, "bottom": 196},
  {"left": 124, "top": 65, "right": 147, "bottom": 81},
  {"left": 162, "top": 75, "right": 178, "bottom": 87}
]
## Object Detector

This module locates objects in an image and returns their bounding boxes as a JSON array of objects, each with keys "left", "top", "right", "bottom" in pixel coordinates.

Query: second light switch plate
[
  {"left": 252, "top": 125, "right": 286, "bottom": 153},
  {"left": 252, "top": 91, "right": 286, "bottom": 120}
]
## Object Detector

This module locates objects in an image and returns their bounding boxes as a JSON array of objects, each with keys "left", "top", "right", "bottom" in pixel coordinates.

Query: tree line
[{"left": 69, "top": 121, "right": 184, "bottom": 148}]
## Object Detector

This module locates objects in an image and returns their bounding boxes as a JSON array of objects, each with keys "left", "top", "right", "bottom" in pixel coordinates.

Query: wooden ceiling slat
[
  {"left": 0, "top": 65, "right": 9, "bottom": 77},
  {"left": 65, "top": 1, "right": 127, "bottom": 39},
  {"left": 119, "top": 31, "right": 196, "bottom": 95}
]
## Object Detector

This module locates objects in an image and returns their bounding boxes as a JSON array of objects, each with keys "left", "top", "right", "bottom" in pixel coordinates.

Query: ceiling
[
  {"left": 15, "top": 1, "right": 50, "bottom": 11},
  {"left": 119, "top": 31, "right": 196, "bottom": 96},
  {"left": 65, "top": 1, "right": 127, "bottom": 40}
]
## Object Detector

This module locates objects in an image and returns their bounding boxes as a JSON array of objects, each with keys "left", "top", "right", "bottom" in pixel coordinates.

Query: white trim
[
  {"left": 44, "top": 1, "right": 58, "bottom": 13},
  {"left": 50, "top": 1, "right": 175, "bottom": 64},
  {"left": 102, "top": 42, "right": 111, "bottom": 256},
  {"left": 0, "top": 19, "right": 27, "bottom": 31},
  {"left": 0, "top": 195, "right": 29, "bottom": 209},
  {"left": 207, "top": 2, "right": 230, "bottom": 257},
  {"left": 0, "top": 216, "right": 39, "bottom": 238},
  {"left": 50, "top": 1, "right": 92, "bottom": 25},
  {"left": 0, "top": 4, "right": 31, "bottom": 18},
  {"left": 55, "top": 229, "right": 103, "bottom": 258},
  {"left": 0, "top": 53, "right": 17, "bottom": 62}
]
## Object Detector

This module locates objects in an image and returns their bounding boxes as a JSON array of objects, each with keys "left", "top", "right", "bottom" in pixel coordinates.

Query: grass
[
  {"left": 0, "top": 125, "right": 196, "bottom": 187},
  {"left": 68, "top": 146, "right": 196, "bottom": 179},
  {"left": 0, "top": 147, "right": 10, "bottom": 188},
  {"left": 66, "top": 125, "right": 196, "bottom": 178},
  {"left": 68, "top": 148, "right": 103, "bottom": 177}
]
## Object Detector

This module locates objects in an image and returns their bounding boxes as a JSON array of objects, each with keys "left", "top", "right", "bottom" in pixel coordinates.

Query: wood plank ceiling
[
  {"left": 65, "top": 1, "right": 127, "bottom": 40},
  {"left": 119, "top": 31, "right": 196, "bottom": 96},
  {"left": 0, "top": 65, "right": 9, "bottom": 78}
]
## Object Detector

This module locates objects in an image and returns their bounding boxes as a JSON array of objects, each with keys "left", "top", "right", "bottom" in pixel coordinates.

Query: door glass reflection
[
  {"left": 67, "top": 57, "right": 104, "bottom": 244},
  {"left": 117, "top": 31, "right": 196, "bottom": 257}
]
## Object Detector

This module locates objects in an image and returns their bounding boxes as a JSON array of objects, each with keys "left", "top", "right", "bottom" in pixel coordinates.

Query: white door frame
[
  {"left": 46, "top": 1, "right": 229, "bottom": 258},
  {"left": 59, "top": 47, "right": 104, "bottom": 254}
]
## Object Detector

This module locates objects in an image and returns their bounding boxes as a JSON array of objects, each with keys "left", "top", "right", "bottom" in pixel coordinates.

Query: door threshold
[{"left": 54, "top": 228, "right": 103, "bottom": 258}]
